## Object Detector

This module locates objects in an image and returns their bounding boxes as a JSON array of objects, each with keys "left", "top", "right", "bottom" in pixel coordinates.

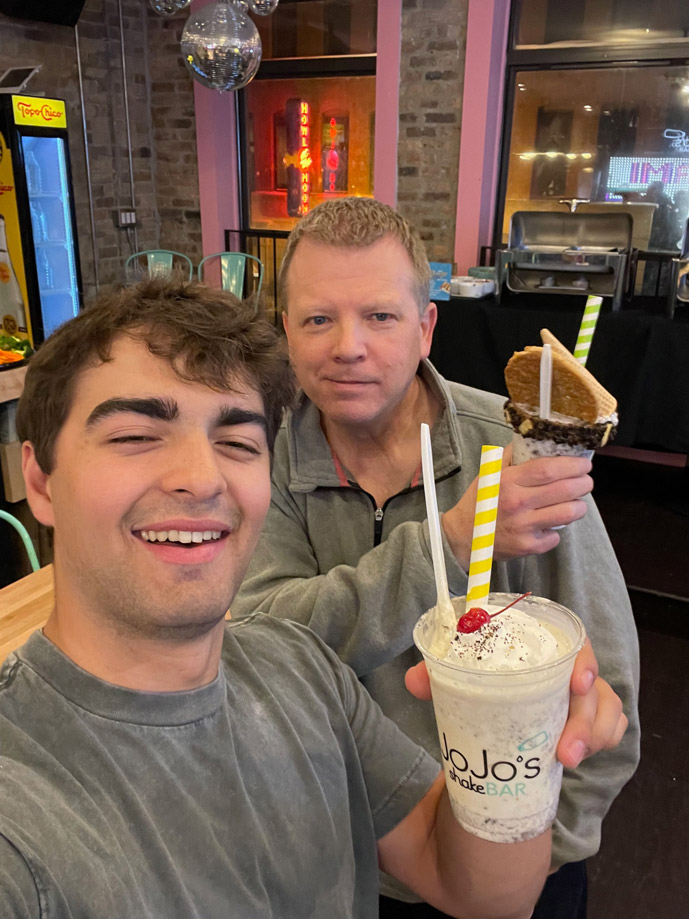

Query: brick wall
[
  {"left": 397, "top": 0, "right": 469, "bottom": 263},
  {"left": 0, "top": 0, "right": 201, "bottom": 301},
  {"left": 147, "top": 12, "right": 202, "bottom": 261}
]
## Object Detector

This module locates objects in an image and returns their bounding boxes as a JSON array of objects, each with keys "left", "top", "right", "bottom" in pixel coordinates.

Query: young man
[
  {"left": 234, "top": 198, "right": 640, "bottom": 918},
  {"left": 0, "top": 277, "right": 621, "bottom": 919}
]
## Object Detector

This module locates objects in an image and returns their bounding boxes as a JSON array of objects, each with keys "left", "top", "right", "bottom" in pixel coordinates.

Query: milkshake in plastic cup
[
  {"left": 508, "top": 420, "right": 597, "bottom": 464},
  {"left": 414, "top": 592, "right": 585, "bottom": 843}
]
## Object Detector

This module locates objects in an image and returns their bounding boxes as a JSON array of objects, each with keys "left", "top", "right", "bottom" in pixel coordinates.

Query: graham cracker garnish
[{"left": 504, "top": 329, "right": 617, "bottom": 422}]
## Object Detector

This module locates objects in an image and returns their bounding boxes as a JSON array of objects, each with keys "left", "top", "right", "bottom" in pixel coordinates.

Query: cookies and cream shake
[
  {"left": 504, "top": 329, "right": 618, "bottom": 463},
  {"left": 414, "top": 592, "right": 585, "bottom": 843}
]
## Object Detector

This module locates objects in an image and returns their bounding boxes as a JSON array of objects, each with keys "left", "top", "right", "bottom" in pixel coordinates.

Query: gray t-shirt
[{"left": 0, "top": 615, "right": 439, "bottom": 918}]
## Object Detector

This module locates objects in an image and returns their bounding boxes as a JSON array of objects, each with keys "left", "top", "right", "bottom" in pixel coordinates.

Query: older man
[{"left": 235, "top": 197, "right": 639, "bottom": 919}]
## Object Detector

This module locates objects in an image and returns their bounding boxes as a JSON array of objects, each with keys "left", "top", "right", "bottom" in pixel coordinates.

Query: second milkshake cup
[
  {"left": 504, "top": 328, "right": 618, "bottom": 465},
  {"left": 414, "top": 592, "right": 585, "bottom": 843}
]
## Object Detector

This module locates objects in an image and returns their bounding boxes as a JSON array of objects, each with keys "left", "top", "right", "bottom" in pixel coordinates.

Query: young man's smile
[{"left": 134, "top": 518, "right": 231, "bottom": 564}]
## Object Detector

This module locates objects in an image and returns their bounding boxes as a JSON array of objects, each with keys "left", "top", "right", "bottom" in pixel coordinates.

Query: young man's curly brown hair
[{"left": 17, "top": 278, "right": 295, "bottom": 474}]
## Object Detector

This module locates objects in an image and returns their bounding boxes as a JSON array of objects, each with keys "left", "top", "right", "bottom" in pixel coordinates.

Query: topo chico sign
[{"left": 12, "top": 95, "right": 66, "bottom": 130}]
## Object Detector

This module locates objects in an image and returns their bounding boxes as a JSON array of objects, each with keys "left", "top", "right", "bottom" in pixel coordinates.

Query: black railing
[
  {"left": 631, "top": 249, "right": 677, "bottom": 297},
  {"left": 225, "top": 228, "right": 290, "bottom": 324},
  {"left": 479, "top": 244, "right": 505, "bottom": 267}
]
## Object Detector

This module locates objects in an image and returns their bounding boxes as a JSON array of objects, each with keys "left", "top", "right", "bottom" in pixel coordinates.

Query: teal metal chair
[
  {"left": 197, "top": 252, "right": 264, "bottom": 298},
  {"left": 124, "top": 250, "right": 193, "bottom": 283},
  {"left": 0, "top": 510, "right": 40, "bottom": 573}
]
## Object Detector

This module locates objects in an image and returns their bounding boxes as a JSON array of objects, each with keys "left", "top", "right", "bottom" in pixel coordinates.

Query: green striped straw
[{"left": 573, "top": 295, "right": 603, "bottom": 365}]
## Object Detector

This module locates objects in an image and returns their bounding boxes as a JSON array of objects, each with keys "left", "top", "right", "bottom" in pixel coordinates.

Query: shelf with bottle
[
  {"left": 34, "top": 239, "right": 69, "bottom": 249},
  {"left": 23, "top": 145, "right": 63, "bottom": 199},
  {"left": 35, "top": 245, "right": 78, "bottom": 297},
  {"left": 40, "top": 287, "right": 73, "bottom": 296},
  {"left": 29, "top": 197, "right": 67, "bottom": 246}
]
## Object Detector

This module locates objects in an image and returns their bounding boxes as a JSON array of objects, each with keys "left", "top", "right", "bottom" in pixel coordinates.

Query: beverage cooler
[{"left": 0, "top": 94, "right": 82, "bottom": 347}]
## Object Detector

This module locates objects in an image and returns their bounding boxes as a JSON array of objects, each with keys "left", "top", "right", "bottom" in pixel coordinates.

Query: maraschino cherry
[
  {"left": 456, "top": 592, "right": 532, "bottom": 634},
  {"left": 457, "top": 607, "right": 490, "bottom": 633}
]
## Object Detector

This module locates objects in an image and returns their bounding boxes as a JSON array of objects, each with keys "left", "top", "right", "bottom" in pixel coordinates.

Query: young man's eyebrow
[
  {"left": 215, "top": 407, "right": 267, "bottom": 433},
  {"left": 85, "top": 397, "right": 179, "bottom": 427}
]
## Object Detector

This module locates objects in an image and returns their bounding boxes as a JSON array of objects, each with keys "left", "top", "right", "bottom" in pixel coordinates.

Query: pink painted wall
[
  {"left": 454, "top": 0, "right": 510, "bottom": 272},
  {"left": 191, "top": 0, "right": 240, "bottom": 255},
  {"left": 373, "top": 0, "right": 402, "bottom": 206},
  {"left": 194, "top": 83, "right": 240, "bottom": 256}
]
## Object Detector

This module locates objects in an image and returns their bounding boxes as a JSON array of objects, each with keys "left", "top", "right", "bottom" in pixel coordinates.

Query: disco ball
[
  {"left": 181, "top": 0, "right": 262, "bottom": 92},
  {"left": 248, "top": 0, "right": 279, "bottom": 14},
  {"left": 149, "top": 0, "right": 191, "bottom": 16}
]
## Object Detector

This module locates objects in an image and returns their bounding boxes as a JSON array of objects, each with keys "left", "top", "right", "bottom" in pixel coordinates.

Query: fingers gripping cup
[{"left": 414, "top": 593, "right": 585, "bottom": 843}]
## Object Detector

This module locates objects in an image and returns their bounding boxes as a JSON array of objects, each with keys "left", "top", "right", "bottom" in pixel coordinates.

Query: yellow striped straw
[
  {"left": 465, "top": 445, "right": 504, "bottom": 607},
  {"left": 573, "top": 295, "right": 602, "bottom": 365}
]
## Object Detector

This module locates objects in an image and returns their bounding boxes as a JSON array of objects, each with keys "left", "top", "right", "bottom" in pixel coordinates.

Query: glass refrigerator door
[{"left": 21, "top": 134, "right": 80, "bottom": 337}]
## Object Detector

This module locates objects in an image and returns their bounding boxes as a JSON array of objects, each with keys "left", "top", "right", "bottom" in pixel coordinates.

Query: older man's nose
[{"left": 332, "top": 320, "right": 366, "bottom": 361}]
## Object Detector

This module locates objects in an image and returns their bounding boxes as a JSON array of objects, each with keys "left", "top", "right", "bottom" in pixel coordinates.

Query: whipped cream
[{"left": 445, "top": 607, "right": 560, "bottom": 671}]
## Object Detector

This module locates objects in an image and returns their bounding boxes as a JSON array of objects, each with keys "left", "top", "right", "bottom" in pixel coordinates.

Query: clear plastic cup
[
  {"left": 511, "top": 430, "right": 594, "bottom": 464},
  {"left": 414, "top": 593, "right": 585, "bottom": 843}
]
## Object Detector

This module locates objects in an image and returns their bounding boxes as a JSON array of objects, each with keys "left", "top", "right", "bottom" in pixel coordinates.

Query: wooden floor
[{"left": 587, "top": 455, "right": 689, "bottom": 918}]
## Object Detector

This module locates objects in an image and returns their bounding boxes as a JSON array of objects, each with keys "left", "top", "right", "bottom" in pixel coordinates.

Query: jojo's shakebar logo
[{"left": 441, "top": 730, "right": 548, "bottom": 797}]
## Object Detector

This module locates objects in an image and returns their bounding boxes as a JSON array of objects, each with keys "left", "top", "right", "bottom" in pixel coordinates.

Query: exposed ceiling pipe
[
  {"left": 74, "top": 22, "right": 100, "bottom": 293},
  {"left": 117, "top": 0, "right": 139, "bottom": 253}
]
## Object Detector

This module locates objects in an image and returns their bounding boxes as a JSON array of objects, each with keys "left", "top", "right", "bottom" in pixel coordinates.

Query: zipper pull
[{"left": 373, "top": 506, "right": 385, "bottom": 546}]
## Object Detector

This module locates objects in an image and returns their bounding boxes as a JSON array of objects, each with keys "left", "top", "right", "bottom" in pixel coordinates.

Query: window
[
  {"left": 255, "top": 0, "right": 376, "bottom": 58},
  {"left": 498, "top": 1, "right": 689, "bottom": 257},
  {"left": 515, "top": 0, "right": 689, "bottom": 49},
  {"left": 238, "top": 0, "right": 377, "bottom": 233},
  {"left": 503, "top": 65, "right": 689, "bottom": 251},
  {"left": 242, "top": 74, "right": 376, "bottom": 231}
]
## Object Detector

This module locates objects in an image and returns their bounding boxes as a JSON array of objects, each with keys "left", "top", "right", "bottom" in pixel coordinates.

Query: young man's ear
[{"left": 22, "top": 442, "right": 55, "bottom": 528}]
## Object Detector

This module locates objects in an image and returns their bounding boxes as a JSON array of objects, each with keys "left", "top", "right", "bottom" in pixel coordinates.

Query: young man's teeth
[{"left": 141, "top": 530, "right": 221, "bottom": 543}]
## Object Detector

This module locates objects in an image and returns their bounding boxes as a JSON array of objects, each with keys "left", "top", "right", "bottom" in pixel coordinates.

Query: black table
[{"left": 429, "top": 296, "right": 689, "bottom": 453}]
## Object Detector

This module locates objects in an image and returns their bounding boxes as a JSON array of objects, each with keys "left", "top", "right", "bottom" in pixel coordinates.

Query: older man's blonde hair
[{"left": 278, "top": 197, "right": 432, "bottom": 311}]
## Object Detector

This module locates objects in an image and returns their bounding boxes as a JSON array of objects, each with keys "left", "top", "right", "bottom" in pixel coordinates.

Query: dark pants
[{"left": 379, "top": 860, "right": 587, "bottom": 919}]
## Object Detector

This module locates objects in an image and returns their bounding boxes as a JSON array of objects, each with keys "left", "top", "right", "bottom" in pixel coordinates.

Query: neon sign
[
  {"left": 284, "top": 99, "right": 312, "bottom": 217},
  {"left": 664, "top": 129, "right": 689, "bottom": 153},
  {"left": 326, "top": 118, "right": 338, "bottom": 192},
  {"left": 321, "top": 115, "right": 348, "bottom": 194},
  {"left": 607, "top": 155, "right": 689, "bottom": 199}
]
